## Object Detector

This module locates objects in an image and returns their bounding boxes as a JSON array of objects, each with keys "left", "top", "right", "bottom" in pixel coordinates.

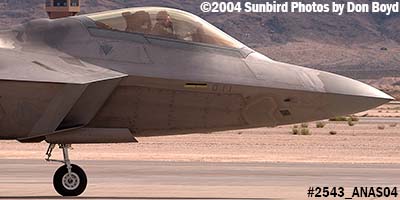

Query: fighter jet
[{"left": 0, "top": 6, "right": 393, "bottom": 196}]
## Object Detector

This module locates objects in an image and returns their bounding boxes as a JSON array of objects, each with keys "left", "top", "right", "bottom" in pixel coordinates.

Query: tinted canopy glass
[
  {"left": 53, "top": 0, "right": 67, "bottom": 6},
  {"left": 85, "top": 7, "right": 244, "bottom": 48}
]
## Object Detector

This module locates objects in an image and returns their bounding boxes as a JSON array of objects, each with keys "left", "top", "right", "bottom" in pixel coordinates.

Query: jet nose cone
[
  {"left": 317, "top": 71, "right": 394, "bottom": 115},
  {"left": 318, "top": 71, "right": 394, "bottom": 100},
  {"left": 245, "top": 52, "right": 393, "bottom": 118}
]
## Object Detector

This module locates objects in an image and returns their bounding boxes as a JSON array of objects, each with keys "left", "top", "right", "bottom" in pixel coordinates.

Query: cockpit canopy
[{"left": 85, "top": 7, "right": 244, "bottom": 49}]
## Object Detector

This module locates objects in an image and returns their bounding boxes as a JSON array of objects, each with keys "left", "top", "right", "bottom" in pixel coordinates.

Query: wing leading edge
[{"left": 0, "top": 48, "right": 127, "bottom": 84}]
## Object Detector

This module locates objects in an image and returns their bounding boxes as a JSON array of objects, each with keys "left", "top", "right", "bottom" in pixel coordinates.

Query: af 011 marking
[{"left": 212, "top": 84, "right": 233, "bottom": 93}]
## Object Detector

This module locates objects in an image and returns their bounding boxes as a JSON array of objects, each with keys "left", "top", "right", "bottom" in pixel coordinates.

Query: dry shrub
[
  {"left": 316, "top": 121, "right": 326, "bottom": 128},
  {"left": 329, "top": 116, "right": 347, "bottom": 121},
  {"left": 378, "top": 125, "right": 385, "bottom": 130},
  {"left": 300, "top": 128, "right": 311, "bottom": 135},
  {"left": 292, "top": 126, "right": 311, "bottom": 135},
  {"left": 292, "top": 126, "right": 299, "bottom": 135},
  {"left": 347, "top": 120, "right": 355, "bottom": 127}
]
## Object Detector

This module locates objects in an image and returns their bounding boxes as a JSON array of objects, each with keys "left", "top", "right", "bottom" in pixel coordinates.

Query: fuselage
[{"left": 0, "top": 7, "right": 393, "bottom": 140}]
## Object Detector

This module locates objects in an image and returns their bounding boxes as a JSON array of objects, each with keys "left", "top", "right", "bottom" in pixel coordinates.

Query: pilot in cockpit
[
  {"left": 151, "top": 11, "right": 175, "bottom": 38},
  {"left": 122, "top": 11, "right": 152, "bottom": 34}
]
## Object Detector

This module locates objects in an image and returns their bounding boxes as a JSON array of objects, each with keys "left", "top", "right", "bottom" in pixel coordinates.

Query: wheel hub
[{"left": 62, "top": 172, "right": 80, "bottom": 190}]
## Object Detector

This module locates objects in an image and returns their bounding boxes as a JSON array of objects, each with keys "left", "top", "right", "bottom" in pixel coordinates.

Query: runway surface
[
  {"left": 359, "top": 117, "right": 400, "bottom": 124},
  {"left": 0, "top": 160, "right": 399, "bottom": 200}
]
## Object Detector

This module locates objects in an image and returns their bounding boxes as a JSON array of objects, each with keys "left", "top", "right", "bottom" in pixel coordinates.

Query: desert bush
[
  {"left": 378, "top": 125, "right": 385, "bottom": 130},
  {"left": 329, "top": 116, "right": 348, "bottom": 121},
  {"left": 329, "top": 131, "right": 337, "bottom": 135},
  {"left": 292, "top": 125, "right": 311, "bottom": 135},
  {"left": 292, "top": 127, "right": 299, "bottom": 135},
  {"left": 390, "top": 123, "right": 397, "bottom": 128},
  {"left": 316, "top": 121, "right": 326, "bottom": 128},
  {"left": 329, "top": 115, "right": 359, "bottom": 122},
  {"left": 301, "top": 123, "right": 309, "bottom": 128},
  {"left": 300, "top": 128, "right": 311, "bottom": 135},
  {"left": 347, "top": 120, "right": 355, "bottom": 127}
]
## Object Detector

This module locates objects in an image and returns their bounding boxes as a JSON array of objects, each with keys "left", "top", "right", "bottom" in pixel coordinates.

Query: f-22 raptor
[{"left": 0, "top": 6, "right": 393, "bottom": 196}]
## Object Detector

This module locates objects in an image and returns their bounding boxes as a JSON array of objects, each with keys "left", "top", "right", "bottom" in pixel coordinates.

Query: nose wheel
[
  {"left": 45, "top": 144, "right": 87, "bottom": 196},
  {"left": 53, "top": 163, "right": 87, "bottom": 196}
]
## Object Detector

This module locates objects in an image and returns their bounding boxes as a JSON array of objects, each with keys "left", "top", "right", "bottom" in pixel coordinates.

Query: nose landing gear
[{"left": 45, "top": 144, "right": 87, "bottom": 196}]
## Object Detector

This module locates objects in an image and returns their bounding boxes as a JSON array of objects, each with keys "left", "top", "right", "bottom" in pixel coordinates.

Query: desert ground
[{"left": 1, "top": 120, "right": 400, "bottom": 164}]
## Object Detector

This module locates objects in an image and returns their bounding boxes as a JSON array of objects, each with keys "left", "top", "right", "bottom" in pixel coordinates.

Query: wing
[{"left": 0, "top": 48, "right": 132, "bottom": 142}]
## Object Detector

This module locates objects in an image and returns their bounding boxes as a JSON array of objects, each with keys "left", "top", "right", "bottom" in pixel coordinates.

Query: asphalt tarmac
[
  {"left": 358, "top": 117, "right": 400, "bottom": 124},
  {"left": 0, "top": 160, "right": 399, "bottom": 200}
]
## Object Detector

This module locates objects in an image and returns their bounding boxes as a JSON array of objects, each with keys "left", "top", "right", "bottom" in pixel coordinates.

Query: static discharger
[{"left": 45, "top": 0, "right": 80, "bottom": 19}]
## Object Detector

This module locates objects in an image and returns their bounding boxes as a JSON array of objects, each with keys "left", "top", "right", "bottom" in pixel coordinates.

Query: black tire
[{"left": 53, "top": 164, "right": 87, "bottom": 196}]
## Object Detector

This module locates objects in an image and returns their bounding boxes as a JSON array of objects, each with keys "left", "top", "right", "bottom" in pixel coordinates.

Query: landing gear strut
[{"left": 45, "top": 144, "right": 87, "bottom": 196}]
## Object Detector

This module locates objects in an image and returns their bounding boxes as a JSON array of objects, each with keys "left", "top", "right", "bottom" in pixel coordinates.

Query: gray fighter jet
[{"left": 0, "top": 7, "right": 394, "bottom": 196}]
